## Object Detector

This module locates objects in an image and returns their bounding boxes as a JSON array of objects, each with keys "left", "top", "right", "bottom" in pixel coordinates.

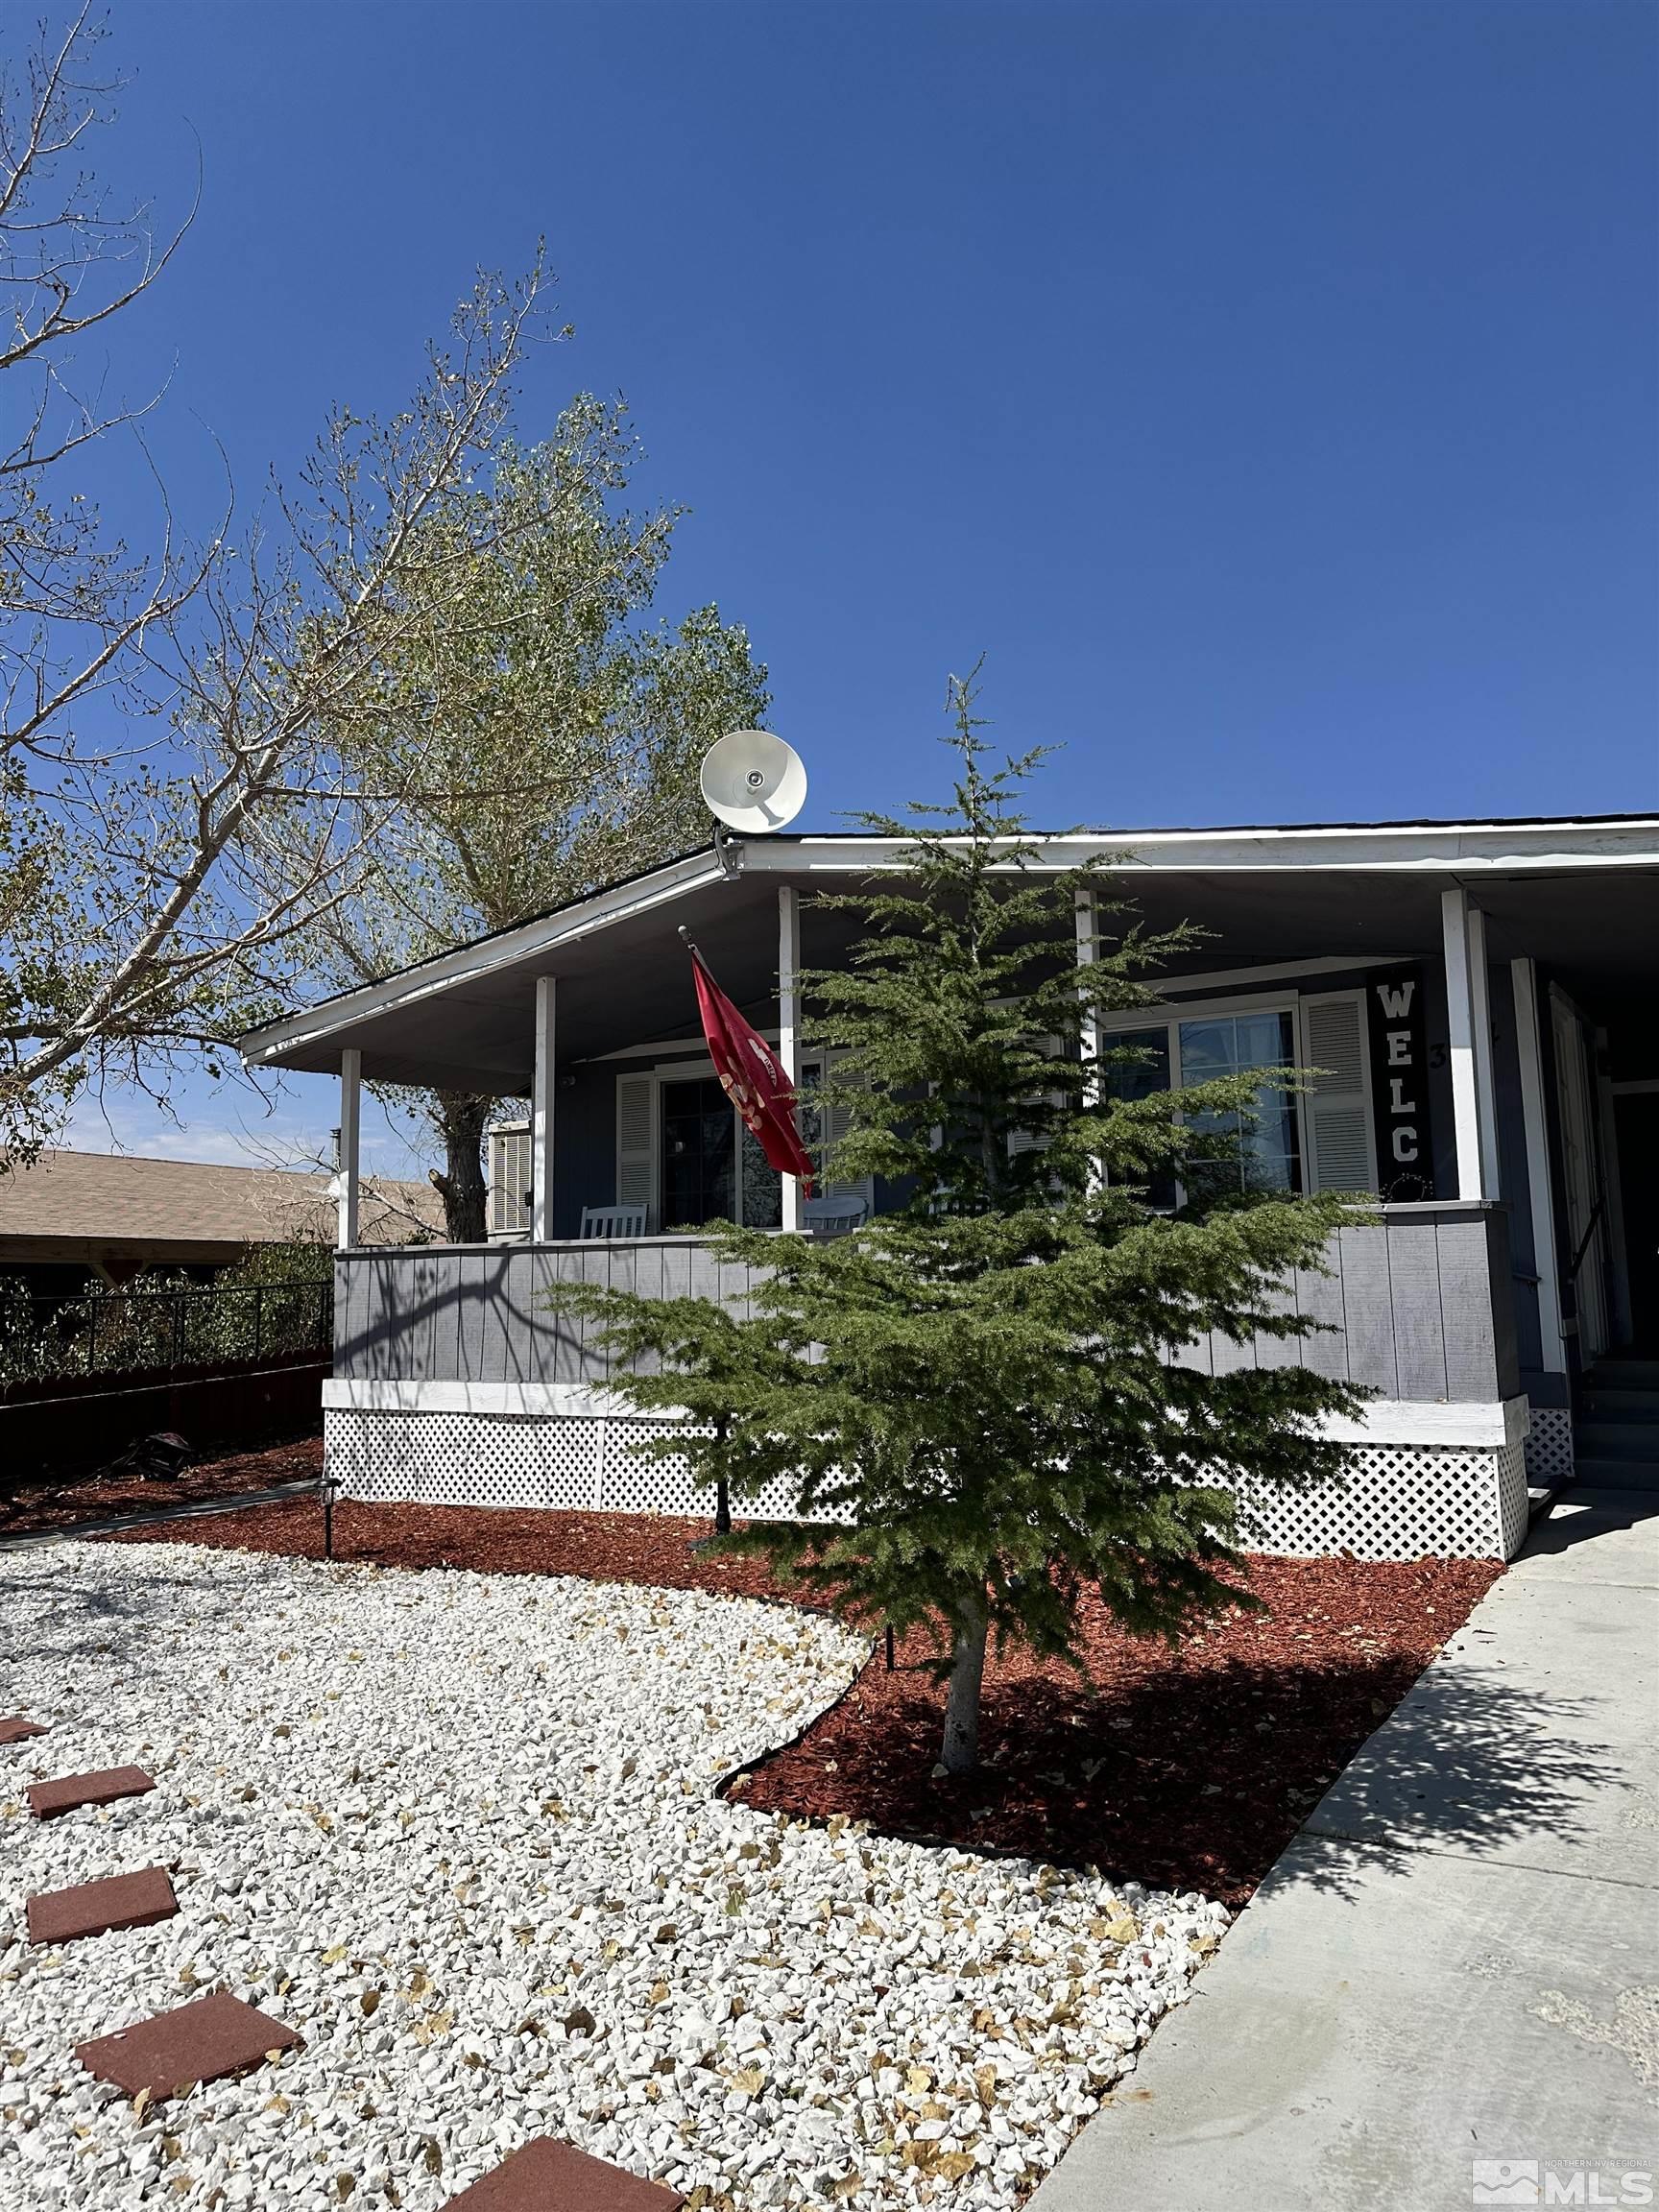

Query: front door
[
  {"left": 1613, "top": 1090, "right": 1659, "bottom": 1352},
  {"left": 1551, "top": 989, "right": 1610, "bottom": 1364},
  {"left": 658, "top": 1074, "right": 782, "bottom": 1231}
]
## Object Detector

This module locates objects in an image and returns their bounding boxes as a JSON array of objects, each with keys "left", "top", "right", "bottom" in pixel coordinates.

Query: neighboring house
[
  {"left": 241, "top": 812, "right": 1659, "bottom": 1561},
  {"left": 0, "top": 1150, "right": 442, "bottom": 1294}
]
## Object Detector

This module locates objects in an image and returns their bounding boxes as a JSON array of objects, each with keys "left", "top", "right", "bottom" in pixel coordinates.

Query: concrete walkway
[{"left": 1032, "top": 1488, "right": 1659, "bottom": 2212}]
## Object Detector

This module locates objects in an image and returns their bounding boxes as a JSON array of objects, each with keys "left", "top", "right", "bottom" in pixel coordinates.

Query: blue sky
[{"left": 57, "top": 0, "right": 1658, "bottom": 1171}]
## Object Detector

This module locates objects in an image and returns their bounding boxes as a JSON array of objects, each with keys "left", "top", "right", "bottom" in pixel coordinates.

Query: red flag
[{"left": 687, "top": 943, "right": 815, "bottom": 1197}]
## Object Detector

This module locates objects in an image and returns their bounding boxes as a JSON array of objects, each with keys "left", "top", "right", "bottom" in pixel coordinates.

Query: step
[
  {"left": 1574, "top": 1422, "right": 1659, "bottom": 1463},
  {"left": 1581, "top": 1387, "right": 1659, "bottom": 1425},
  {"left": 1585, "top": 1358, "right": 1659, "bottom": 1391},
  {"left": 1571, "top": 1456, "right": 1659, "bottom": 1493}
]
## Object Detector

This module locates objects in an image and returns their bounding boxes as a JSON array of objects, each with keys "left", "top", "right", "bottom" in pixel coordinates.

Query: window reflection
[{"left": 1100, "top": 1009, "right": 1302, "bottom": 1209}]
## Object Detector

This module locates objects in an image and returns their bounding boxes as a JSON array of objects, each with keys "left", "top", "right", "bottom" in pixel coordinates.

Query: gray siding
[
  {"left": 337, "top": 1203, "right": 1520, "bottom": 1405},
  {"left": 335, "top": 1237, "right": 757, "bottom": 1385},
  {"left": 1171, "top": 1203, "right": 1519, "bottom": 1402}
]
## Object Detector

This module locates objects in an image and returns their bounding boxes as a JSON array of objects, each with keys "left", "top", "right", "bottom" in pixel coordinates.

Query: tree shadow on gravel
[
  {"left": 0, "top": 1546, "right": 292, "bottom": 1667},
  {"left": 732, "top": 1654, "right": 1614, "bottom": 1909}
]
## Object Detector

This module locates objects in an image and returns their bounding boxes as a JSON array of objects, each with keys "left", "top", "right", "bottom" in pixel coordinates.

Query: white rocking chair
[
  {"left": 803, "top": 1194, "right": 868, "bottom": 1238},
  {"left": 579, "top": 1204, "right": 647, "bottom": 1240}
]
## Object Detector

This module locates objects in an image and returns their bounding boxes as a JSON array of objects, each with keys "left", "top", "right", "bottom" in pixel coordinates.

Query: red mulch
[
  {"left": 1, "top": 1435, "right": 322, "bottom": 1538},
  {"left": 106, "top": 1483, "right": 1503, "bottom": 1906}
]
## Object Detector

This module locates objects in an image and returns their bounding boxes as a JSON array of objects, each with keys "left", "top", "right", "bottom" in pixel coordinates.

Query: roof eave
[{"left": 241, "top": 814, "right": 1659, "bottom": 1073}]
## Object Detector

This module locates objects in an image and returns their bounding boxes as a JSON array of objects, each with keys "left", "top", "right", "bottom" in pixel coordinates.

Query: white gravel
[{"left": 0, "top": 1540, "right": 1226, "bottom": 2210}]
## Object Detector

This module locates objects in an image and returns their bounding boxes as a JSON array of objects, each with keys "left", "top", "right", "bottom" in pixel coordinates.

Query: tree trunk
[
  {"left": 940, "top": 1588, "right": 990, "bottom": 1775},
  {"left": 427, "top": 1091, "right": 493, "bottom": 1243}
]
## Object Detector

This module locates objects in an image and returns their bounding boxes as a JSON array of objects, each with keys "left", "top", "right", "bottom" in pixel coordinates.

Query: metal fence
[{"left": 0, "top": 1277, "right": 334, "bottom": 1390}]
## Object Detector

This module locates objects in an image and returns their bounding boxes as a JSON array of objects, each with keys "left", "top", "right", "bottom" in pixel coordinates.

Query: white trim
[
  {"left": 1511, "top": 957, "right": 1567, "bottom": 1372},
  {"left": 531, "top": 976, "right": 556, "bottom": 1242},
  {"left": 324, "top": 1375, "right": 1529, "bottom": 1449},
  {"left": 743, "top": 822, "right": 1659, "bottom": 879},
  {"left": 1441, "top": 887, "right": 1487, "bottom": 1201},
  {"left": 1611, "top": 1078, "right": 1659, "bottom": 1095},
  {"left": 779, "top": 885, "right": 802, "bottom": 1234},
  {"left": 336, "top": 1049, "right": 360, "bottom": 1250},
  {"left": 1326, "top": 1394, "right": 1530, "bottom": 1450},
  {"left": 1467, "top": 902, "right": 1502, "bottom": 1198},
  {"left": 590, "top": 1030, "right": 781, "bottom": 1063},
  {"left": 1149, "top": 953, "right": 1411, "bottom": 999},
  {"left": 324, "top": 1379, "right": 676, "bottom": 1420}
]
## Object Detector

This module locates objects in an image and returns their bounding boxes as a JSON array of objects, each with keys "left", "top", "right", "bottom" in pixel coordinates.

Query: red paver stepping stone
[
  {"left": 0, "top": 1716, "right": 47, "bottom": 1744},
  {"left": 28, "top": 1866, "right": 179, "bottom": 1947},
  {"left": 27, "top": 1766, "right": 155, "bottom": 1819},
  {"left": 443, "top": 2138, "right": 685, "bottom": 2209},
  {"left": 75, "top": 1989, "right": 301, "bottom": 2101}
]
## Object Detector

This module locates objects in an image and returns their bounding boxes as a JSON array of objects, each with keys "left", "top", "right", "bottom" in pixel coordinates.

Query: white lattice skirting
[
  {"left": 325, "top": 1407, "right": 819, "bottom": 1525},
  {"left": 1236, "top": 1439, "right": 1530, "bottom": 1560},
  {"left": 325, "top": 1409, "right": 1533, "bottom": 1561},
  {"left": 1523, "top": 1406, "right": 1575, "bottom": 1491}
]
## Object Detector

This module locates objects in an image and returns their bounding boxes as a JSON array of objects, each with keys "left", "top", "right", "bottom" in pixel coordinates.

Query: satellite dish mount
[{"left": 700, "top": 729, "right": 807, "bottom": 880}]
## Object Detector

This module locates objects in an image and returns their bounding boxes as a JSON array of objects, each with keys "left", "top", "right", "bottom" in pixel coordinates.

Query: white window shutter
[
  {"left": 802, "top": 1053, "right": 875, "bottom": 1210},
  {"left": 1008, "top": 1034, "right": 1065, "bottom": 1158},
  {"left": 616, "top": 1072, "right": 657, "bottom": 1226},
  {"left": 486, "top": 1121, "right": 531, "bottom": 1239},
  {"left": 1302, "top": 991, "right": 1378, "bottom": 1192}
]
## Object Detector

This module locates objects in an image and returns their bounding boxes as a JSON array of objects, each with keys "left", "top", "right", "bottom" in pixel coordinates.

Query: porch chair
[
  {"left": 803, "top": 1194, "right": 868, "bottom": 1238},
  {"left": 579, "top": 1204, "right": 647, "bottom": 1240}
]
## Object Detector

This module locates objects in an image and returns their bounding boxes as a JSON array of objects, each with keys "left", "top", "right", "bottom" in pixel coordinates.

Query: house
[
  {"left": 240, "top": 811, "right": 1659, "bottom": 1561},
  {"left": 0, "top": 1150, "right": 443, "bottom": 1295}
]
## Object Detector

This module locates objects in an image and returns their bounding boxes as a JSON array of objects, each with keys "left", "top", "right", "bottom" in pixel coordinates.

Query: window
[
  {"left": 654, "top": 1071, "right": 783, "bottom": 1231},
  {"left": 1100, "top": 1002, "right": 1303, "bottom": 1209},
  {"left": 660, "top": 1075, "right": 733, "bottom": 1228}
]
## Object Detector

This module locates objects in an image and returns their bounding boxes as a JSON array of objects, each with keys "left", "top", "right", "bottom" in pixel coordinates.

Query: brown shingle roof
[{"left": 0, "top": 1150, "right": 442, "bottom": 1259}]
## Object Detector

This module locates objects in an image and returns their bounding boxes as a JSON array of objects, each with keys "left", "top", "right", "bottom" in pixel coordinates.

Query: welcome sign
[{"left": 1366, "top": 968, "right": 1434, "bottom": 1199}]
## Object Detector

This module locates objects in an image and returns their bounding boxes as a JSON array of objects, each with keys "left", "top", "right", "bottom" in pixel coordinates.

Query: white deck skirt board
[
  {"left": 323, "top": 1379, "right": 679, "bottom": 1420},
  {"left": 1325, "top": 1395, "right": 1530, "bottom": 1450},
  {"left": 323, "top": 1377, "right": 1530, "bottom": 1449}
]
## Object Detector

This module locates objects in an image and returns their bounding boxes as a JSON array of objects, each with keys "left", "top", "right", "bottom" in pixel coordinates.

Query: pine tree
[{"left": 559, "top": 672, "right": 1365, "bottom": 1775}]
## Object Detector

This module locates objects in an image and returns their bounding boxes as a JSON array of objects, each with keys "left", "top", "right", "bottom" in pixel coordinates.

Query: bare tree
[
  {"left": 262, "top": 419, "right": 769, "bottom": 1239},
  {"left": 0, "top": 7, "right": 560, "bottom": 1166}
]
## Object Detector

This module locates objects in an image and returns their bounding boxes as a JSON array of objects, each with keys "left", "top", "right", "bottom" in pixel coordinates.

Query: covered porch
[{"left": 242, "top": 812, "right": 1659, "bottom": 1558}]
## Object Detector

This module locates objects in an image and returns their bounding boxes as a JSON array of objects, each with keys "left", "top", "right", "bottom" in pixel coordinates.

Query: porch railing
[{"left": 334, "top": 1203, "right": 1520, "bottom": 1406}]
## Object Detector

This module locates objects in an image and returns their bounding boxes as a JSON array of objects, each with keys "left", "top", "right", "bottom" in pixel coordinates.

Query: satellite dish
[{"left": 700, "top": 729, "right": 807, "bottom": 835}]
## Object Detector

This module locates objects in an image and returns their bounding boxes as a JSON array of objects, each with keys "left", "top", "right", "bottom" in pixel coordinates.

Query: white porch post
[
  {"left": 778, "top": 884, "right": 803, "bottom": 1233},
  {"left": 1467, "top": 902, "right": 1502, "bottom": 1198},
  {"left": 1074, "top": 887, "right": 1102, "bottom": 1193},
  {"left": 531, "top": 974, "right": 557, "bottom": 1242},
  {"left": 1511, "top": 955, "right": 1567, "bottom": 1371},
  {"left": 336, "top": 1047, "right": 361, "bottom": 1250},
  {"left": 1441, "top": 886, "right": 1492, "bottom": 1201}
]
